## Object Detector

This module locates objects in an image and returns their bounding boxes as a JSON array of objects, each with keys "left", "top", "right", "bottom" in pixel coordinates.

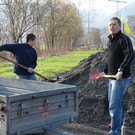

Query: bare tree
[
  {"left": 89, "top": 28, "right": 102, "bottom": 48},
  {"left": 128, "top": 15, "right": 135, "bottom": 39},
  {"left": 100, "top": 27, "right": 109, "bottom": 49},
  {"left": 41, "top": 0, "right": 83, "bottom": 51},
  {"left": 1, "top": 0, "right": 49, "bottom": 43},
  {"left": 0, "top": 0, "right": 84, "bottom": 56}
]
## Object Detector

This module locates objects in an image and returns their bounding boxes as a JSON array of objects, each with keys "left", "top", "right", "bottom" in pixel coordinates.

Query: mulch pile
[{"left": 57, "top": 50, "right": 135, "bottom": 128}]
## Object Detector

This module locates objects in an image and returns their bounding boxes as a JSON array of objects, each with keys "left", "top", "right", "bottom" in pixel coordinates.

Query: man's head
[
  {"left": 108, "top": 17, "right": 121, "bottom": 37},
  {"left": 26, "top": 33, "right": 36, "bottom": 47}
]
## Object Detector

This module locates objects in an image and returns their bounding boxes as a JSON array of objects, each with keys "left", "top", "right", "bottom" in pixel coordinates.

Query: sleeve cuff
[{"left": 118, "top": 68, "right": 123, "bottom": 72}]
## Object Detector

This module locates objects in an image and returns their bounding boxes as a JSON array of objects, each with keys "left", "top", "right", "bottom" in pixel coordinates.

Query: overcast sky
[
  {"left": 70, "top": 0, "right": 134, "bottom": 28},
  {"left": 71, "top": 0, "right": 134, "bottom": 14}
]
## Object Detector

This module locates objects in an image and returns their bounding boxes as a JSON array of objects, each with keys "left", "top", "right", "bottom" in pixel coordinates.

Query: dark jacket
[
  {"left": 0, "top": 43, "right": 37, "bottom": 76},
  {"left": 104, "top": 31, "right": 134, "bottom": 78}
]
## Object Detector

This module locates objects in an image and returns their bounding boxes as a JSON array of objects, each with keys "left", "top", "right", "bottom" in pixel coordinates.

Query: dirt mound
[{"left": 57, "top": 50, "right": 135, "bottom": 127}]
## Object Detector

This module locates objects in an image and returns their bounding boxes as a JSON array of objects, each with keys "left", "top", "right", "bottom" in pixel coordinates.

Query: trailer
[{"left": 0, "top": 77, "right": 78, "bottom": 135}]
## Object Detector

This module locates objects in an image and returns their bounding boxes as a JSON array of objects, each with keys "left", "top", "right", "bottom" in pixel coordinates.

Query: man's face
[
  {"left": 29, "top": 39, "right": 36, "bottom": 47},
  {"left": 108, "top": 19, "right": 121, "bottom": 36}
]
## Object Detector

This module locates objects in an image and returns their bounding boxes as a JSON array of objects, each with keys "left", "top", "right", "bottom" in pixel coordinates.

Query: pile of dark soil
[{"left": 57, "top": 50, "right": 135, "bottom": 129}]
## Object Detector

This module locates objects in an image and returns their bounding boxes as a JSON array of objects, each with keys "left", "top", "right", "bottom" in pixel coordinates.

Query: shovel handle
[
  {"left": 0, "top": 55, "right": 48, "bottom": 81},
  {"left": 102, "top": 75, "right": 116, "bottom": 78},
  {"left": 89, "top": 72, "right": 116, "bottom": 79}
]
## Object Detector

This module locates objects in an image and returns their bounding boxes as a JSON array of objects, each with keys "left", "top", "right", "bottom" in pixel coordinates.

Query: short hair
[
  {"left": 26, "top": 33, "right": 36, "bottom": 42},
  {"left": 110, "top": 17, "right": 121, "bottom": 26}
]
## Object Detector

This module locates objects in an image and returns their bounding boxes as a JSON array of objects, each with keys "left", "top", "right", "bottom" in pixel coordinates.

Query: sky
[
  {"left": 70, "top": 0, "right": 134, "bottom": 28},
  {"left": 71, "top": 0, "right": 134, "bottom": 13}
]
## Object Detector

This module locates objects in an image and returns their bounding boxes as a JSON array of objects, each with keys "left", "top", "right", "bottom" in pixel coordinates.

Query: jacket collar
[
  {"left": 25, "top": 43, "right": 32, "bottom": 48},
  {"left": 108, "top": 30, "right": 122, "bottom": 41}
]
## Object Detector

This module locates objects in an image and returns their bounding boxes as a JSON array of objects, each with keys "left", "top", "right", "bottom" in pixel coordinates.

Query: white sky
[
  {"left": 70, "top": 0, "right": 134, "bottom": 28},
  {"left": 71, "top": 0, "right": 134, "bottom": 13}
]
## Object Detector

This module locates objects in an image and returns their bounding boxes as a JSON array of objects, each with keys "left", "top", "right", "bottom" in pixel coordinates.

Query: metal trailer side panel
[{"left": 0, "top": 77, "right": 78, "bottom": 135}]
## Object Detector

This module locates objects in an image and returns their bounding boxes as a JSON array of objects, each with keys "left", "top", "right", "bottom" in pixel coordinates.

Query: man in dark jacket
[
  {"left": 99, "top": 17, "right": 134, "bottom": 135},
  {"left": 0, "top": 33, "right": 37, "bottom": 80}
]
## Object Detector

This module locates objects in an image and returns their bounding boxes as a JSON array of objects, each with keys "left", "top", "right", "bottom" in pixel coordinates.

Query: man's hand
[
  {"left": 28, "top": 68, "right": 34, "bottom": 73},
  {"left": 98, "top": 72, "right": 105, "bottom": 79},
  {"left": 116, "top": 71, "right": 123, "bottom": 80}
]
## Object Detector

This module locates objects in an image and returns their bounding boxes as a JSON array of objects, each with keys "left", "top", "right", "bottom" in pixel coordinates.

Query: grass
[{"left": 0, "top": 50, "right": 101, "bottom": 81}]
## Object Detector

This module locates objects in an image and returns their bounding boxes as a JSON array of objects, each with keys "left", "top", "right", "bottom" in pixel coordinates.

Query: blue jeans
[
  {"left": 108, "top": 76, "right": 131, "bottom": 135},
  {"left": 17, "top": 74, "right": 37, "bottom": 81}
]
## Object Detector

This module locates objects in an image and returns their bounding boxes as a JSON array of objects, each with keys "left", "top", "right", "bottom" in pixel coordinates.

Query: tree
[
  {"left": 100, "top": 27, "right": 109, "bottom": 49},
  {"left": 0, "top": 0, "right": 84, "bottom": 56},
  {"left": 41, "top": 0, "right": 83, "bottom": 50},
  {"left": 128, "top": 15, "right": 135, "bottom": 39},
  {"left": 1, "top": 0, "right": 49, "bottom": 43},
  {"left": 89, "top": 28, "right": 102, "bottom": 48}
]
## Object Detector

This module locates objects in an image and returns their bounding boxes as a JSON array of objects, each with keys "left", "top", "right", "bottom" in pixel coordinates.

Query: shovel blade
[{"left": 89, "top": 72, "right": 101, "bottom": 79}]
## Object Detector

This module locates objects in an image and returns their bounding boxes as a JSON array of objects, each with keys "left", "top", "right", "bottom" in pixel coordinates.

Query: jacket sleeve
[
  {"left": 119, "top": 36, "right": 134, "bottom": 71},
  {"left": 0, "top": 44, "right": 17, "bottom": 54}
]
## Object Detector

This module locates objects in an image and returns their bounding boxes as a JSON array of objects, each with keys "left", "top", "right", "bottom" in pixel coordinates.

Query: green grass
[{"left": 0, "top": 50, "right": 101, "bottom": 80}]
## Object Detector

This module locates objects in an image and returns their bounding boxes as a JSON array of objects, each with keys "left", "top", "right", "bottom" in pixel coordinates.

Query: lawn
[{"left": 0, "top": 50, "right": 101, "bottom": 80}]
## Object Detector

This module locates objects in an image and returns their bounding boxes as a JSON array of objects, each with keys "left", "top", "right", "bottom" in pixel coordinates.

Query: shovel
[
  {"left": 89, "top": 72, "right": 116, "bottom": 79},
  {"left": 0, "top": 55, "right": 49, "bottom": 81}
]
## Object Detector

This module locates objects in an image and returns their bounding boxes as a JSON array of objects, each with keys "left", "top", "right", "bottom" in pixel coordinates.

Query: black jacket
[{"left": 104, "top": 31, "right": 134, "bottom": 78}]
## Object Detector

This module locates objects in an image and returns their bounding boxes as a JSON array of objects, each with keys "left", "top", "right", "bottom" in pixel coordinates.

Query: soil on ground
[{"left": 56, "top": 50, "right": 135, "bottom": 135}]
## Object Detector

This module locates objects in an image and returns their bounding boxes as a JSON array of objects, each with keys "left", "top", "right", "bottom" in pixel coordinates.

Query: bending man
[{"left": 0, "top": 33, "right": 37, "bottom": 80}]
